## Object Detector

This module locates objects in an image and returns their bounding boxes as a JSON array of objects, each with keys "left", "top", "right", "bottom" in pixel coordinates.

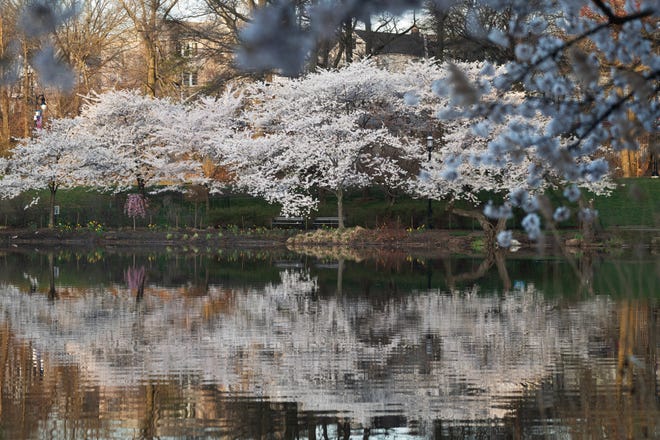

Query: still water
[{"left": 0, "top": 247, "right": 657, "bottom": 439}]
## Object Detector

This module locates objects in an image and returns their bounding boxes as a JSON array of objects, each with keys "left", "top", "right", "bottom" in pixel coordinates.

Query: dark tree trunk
[
  {"left": 336, "top": 187, "right": 345, "bottom": 229},
  {"left": 364, "top": 16, "right": 373, "bottom": 57},
  {"left": 137, "top": 176, "right": 146, "bottom": 194},
  {"left": 48, "top": 182, "right": 58, "bottom": 229},
  {"left": 427, "top": 4, "right": 449, "bottom": 61},
  {"left": 344, "top": 19, "right": 353, "bottom": 64}
]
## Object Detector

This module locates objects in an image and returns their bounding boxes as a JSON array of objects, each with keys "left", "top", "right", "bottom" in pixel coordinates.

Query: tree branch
[
  {"left": 508, "top": 7, "right": 655, "bottom": 87},
  {"left": 567, "top": 68, "right": 660, "bottom": 151},
  {"left": 590, "top": 0, "right": 652, "bottom": 25}
]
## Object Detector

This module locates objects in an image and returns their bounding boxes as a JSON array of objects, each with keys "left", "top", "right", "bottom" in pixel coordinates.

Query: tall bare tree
[
  {"left": 0, "top": 0, "right": 41, "bottom": 146},
  {"left": 118, "top": 0, "right": 180, "bottom": 96},
  {"left": 192, "top": 0, "right": 272, "bottom": 88},
  {"left": 53, "top": 0, "right": 130, "bottom": 115},
  {"left": 423, "top": 0, "right": 515, "bottom": 62},
  {"left": 0, "top": 8, "right": 15, "bottom": 152}
]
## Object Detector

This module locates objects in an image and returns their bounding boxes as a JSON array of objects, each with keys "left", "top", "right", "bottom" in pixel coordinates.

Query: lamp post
[
  {"left": 426, "top": 134, "right": 433, "bottom": 229},
  {"left": 33, "top": 94, "right": 46, "bottom": 129}
]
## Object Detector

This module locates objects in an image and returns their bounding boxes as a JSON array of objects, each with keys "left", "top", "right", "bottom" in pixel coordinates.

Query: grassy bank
[
  {"left": 589, "top": 179, "right": 659, "bottom": 228},
  {"left": 0, "top": 178, "right": 657, "bottom": 231}
]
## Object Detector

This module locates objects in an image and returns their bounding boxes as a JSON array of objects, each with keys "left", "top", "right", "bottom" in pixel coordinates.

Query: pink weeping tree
[{"left": 124, "top": 193, "right": 148, "bottom": 230}]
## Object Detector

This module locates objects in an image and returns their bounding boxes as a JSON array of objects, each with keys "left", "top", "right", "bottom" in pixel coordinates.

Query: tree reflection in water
[
  {"left": 124, "top": 264, "right": 146, "bottom": 300},
  {"left": 0, "top": 249, "right": 656, "bottom": 439}
]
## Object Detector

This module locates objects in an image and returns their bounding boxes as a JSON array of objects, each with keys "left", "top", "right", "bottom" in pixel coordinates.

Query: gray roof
[{"left": 355, "top": 29, "right": 427, "bottom": 57}]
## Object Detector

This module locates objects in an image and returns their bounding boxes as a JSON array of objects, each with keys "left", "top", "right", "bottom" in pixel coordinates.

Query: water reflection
[{"left": 0, "top": 249, "right": 657, "bottom": 439}]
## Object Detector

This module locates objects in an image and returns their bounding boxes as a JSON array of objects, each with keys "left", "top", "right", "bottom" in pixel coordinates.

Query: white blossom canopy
[
  {"left": 400, "top": 60, "right": 615, "bottom": 204},
  {"left": 221, "top": 60, "right": 420, "bottom": 217},
  {"left": 2, "top": 118, "right": 98, "bottom": 196},
  {"left": 236, "top": 0, "right": 657, "bottom": 193},
  {"left": 74, "top": 90, "right": 210, "bottom": 193}
]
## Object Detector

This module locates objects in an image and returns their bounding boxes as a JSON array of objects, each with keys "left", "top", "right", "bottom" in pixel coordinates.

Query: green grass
[
  {"left": 0, "top": 179, "right": 657, "bottom": 230},
  {"left": 591, "top": 178, "right": 660, "bottom": 228}
]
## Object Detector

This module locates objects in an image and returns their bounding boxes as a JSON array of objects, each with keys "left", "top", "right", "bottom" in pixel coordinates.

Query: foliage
[
  {"left": 87, "top": 220, "right": 104, "bottom": 233},
  {"left": 400, "top": 60, "right": 610, "bottom": 209}
]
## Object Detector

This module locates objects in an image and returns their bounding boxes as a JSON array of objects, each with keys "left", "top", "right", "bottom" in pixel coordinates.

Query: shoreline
[
  {"left": 0, "top": 227, "right": 489, "bottom": 256},
  {"left": 0, "top": 226, "right": 656, "bottom": 258}
]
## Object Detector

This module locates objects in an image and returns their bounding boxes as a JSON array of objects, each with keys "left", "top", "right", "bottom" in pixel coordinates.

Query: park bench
[
  {"left": 271, "top": 216, "right": 305, "bottom": 228},
  {"left": 312, "top": 217, "right": 343, "bottom": 228}
]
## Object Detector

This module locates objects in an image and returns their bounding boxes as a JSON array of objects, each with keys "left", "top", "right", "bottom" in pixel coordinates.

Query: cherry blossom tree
[
  {"left": 400, "top": 60, "right": 615, "bottom": 247},
  {"left": 222, "top": 61, "right": 420, "bottom": 227},
  {"left": 439, "top": 1, "right": 657, "bottom": 178},
  {"left": 235, "top": 0, "right": 657, "bottom": 236},
  {"left": 1, "top": 118, "right": 97, "bottom": 228},
  {"left": 156, "top": 87, "right": 247, "bottom": 194},
  {"left": 187, "top": 59, "right": 613, "bottom": 238},
  {"left": 12, "top": 0, "right": 654, "bottom": 239},
  {"left": 73, "top": 90, "right": 210, "bottom": 194},
  {"left": 4, "top": 90, "right": 222, "bottom": 226}
]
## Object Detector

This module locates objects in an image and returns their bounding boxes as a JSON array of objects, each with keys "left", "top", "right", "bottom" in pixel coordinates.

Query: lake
[{"left": 0, "top": 246, "right": 657, "bottom": 439}]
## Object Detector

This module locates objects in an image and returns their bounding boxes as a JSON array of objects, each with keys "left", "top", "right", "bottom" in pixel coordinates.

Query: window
[
  {"left": 180, "top": 41, "right": 198, "bottom": 57},
  {"left": 182, "top": 71, "right": 198, "bottom": 87}
]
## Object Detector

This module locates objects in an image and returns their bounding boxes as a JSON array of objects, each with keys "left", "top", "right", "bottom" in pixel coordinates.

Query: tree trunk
[
  {"left": 0, "top": 90, "right": 10, "bottom": 153},
  {"left": 336, "top": 187, "right": 345, "bottom": 229},
  {"left": 146, "top": 41, "right": 158, "bottom": 96},
  {"left": 364, "top": 16, "right": 373, "bottom": 57},
  {"left": 578, "top": 198, "right": 595, "bottom": 245},
  {"left": 332, "top": 40, "right": 346, "bottom": 68},
  {"left": 620, "top": 150, "right": 637, "bottom": 177},
  {"left": 432, "top": 9, "right": 447, "bottom": 61},
  {"left": 320, "top": 40, "right": 330, "bottom": 68},
  {"left": 344, "top": 20, "right": 353, "bottom": 64},
  {"left": 0, "top": 19, "right": 8, "bottom": 150},
  {"left": 137, "top": 176, "right": 146, "bottom": 194},
  {"left": 637, "top": 133, "right": 650, "bottom": 176},
  {"left": 22, "top": 43, "right": 31, "bottom": 138},
  {"left": 48, "top": 183, "right": 57, "bottom": 229}
]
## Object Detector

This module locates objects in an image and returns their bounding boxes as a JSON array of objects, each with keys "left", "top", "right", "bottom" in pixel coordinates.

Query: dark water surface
[{"left": 0, "top": 247, "right": 657, "bottom": 439}]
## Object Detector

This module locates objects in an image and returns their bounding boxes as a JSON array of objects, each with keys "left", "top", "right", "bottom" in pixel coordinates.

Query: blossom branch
[{"left": 567, "top": 69, "right": 660, "bottom": 152}]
